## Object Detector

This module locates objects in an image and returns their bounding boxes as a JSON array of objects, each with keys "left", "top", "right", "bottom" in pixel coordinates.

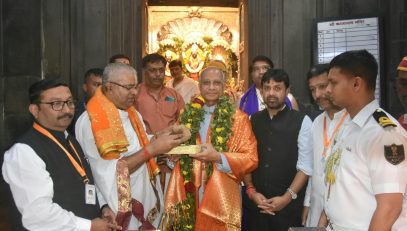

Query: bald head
[{"left": 199, "top": 67, "right": 226, "bottom": 84}]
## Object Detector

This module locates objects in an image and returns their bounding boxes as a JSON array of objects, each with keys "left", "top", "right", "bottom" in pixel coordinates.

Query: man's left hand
[
  {"left": 263, "top": 194, "right": 292, "bottom": 212},
  {"left": 191, "top": 143, "right": 221, "bottom": 163}
]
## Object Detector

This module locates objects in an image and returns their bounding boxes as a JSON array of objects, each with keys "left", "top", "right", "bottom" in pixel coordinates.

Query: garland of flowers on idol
[{"left": 173, "top": 95, "right": 235, "bottom": 231}]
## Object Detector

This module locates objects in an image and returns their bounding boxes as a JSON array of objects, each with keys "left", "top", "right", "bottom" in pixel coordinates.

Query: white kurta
[
  {"left": 304, "top": 109, "right": 349, "bottom": 227},
  {"left": 166, "top": 76, "right": 200, "bottom": 103},
  {"left": 324, "top": 100, "right": 407, "bottom": 231},
  {"left": 255, "top": 88, "right": 266, "bottom": 111},
  {"left": 75, "top": 109, "right": 164, "bottom": 229}
]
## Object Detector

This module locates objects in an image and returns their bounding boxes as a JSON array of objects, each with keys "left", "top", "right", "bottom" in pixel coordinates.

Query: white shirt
[
  {"left": 324, "top": 100, "right": 407, "bottom": 230},
  {"left": 304, "top": 109, "right": 349, "bottom": 227},
  {"left": 2, "top": 134, "right": 92, "bottom": 231},
  {"left": 296, "top": 115, "right": 314, "bottom": 176},
  {"left": 255, "top": 88, "right": 266, "bottom": 111},
  {"left": 166, "top": 76, "right": 200, "bottom": 103},
  {"left": 75, "top": 110, "right": 164, "bottom": 229}
]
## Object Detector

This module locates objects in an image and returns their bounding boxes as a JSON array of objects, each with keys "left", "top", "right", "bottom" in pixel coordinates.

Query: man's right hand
[
  {"left": 91, "top": 218, "right": 122, "bottom": 231},
  {"left": 148, "top": 132, "right": 184, "bottom": 155},
  {"left": 251, "top": 192, "right": 275, "bottom": 215}
]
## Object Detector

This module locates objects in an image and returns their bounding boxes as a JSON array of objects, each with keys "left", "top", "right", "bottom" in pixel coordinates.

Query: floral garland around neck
[{"left": 173, "top": 95, "right": 235, "bottom": 231}]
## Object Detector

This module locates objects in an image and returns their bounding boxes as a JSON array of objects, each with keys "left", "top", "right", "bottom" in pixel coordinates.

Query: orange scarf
[
  {"left": 87, "top": 87, "right": 159, "bottom": 176},
  {"left": 164, "top": 110, "right": 258, "bottom": 231}
]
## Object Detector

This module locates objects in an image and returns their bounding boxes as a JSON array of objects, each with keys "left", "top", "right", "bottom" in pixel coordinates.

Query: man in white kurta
[
  {"left": 304, "top": 109, "right": 348, "bottom": 226},
  {"left": 76, "top": 110, "right": 163, "bottom": 229},
  {"left": 76, "top": 63, "right": 186, "bottom": 230},
  {"left": 303, "top": 64, "right": 349, "bottom": 227}
]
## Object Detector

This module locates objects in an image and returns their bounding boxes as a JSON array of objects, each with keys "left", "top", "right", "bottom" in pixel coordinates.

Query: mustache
[
  {"left": 57, "top": 113, "right": 73, "bottom": 120},
  {"left": 316, "top": 96, "right": 330, "bottom": 102},
  {"left": 266, "top": 96, "right": 279, "bottom": 101}
]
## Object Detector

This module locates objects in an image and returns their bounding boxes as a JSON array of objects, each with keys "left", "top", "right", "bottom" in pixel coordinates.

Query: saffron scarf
[{"left": 87, "top": 87, "right": 159, "bottom": 176}]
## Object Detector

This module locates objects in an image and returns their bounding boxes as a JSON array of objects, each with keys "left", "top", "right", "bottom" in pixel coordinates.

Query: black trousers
[{"left": 246, "top": 209, "right": 302, "bottom": 231}]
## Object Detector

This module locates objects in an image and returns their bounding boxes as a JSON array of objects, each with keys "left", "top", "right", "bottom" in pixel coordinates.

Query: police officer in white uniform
[{"left": 320, "top": 50, "right": 407, "bottom": 231}]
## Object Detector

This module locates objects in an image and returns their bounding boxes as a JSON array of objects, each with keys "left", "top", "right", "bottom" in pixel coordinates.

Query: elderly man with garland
[{"left": 163, "top": 60, "right": 258, "bottom": 231}]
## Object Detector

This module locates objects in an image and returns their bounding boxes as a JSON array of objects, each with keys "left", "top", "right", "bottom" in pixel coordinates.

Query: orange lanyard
[
  {"left": 33, "top": 123, "right": 89, "bottom": 184},
  {"left": 322, "top": 112, "right": 348, "bottom": 157}
]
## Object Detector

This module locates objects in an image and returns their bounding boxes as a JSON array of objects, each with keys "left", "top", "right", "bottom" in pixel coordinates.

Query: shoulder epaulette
[{"left": 372, "top": 109, "right": 397, "bottom": 128}]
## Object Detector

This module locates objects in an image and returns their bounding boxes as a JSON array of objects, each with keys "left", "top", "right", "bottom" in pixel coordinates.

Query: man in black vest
[
  {"left": 243, "top": 69, "right": 313, "bottom": 231},
  {"left": 2, "top": 79, "right": 121, "bottom": 230}
]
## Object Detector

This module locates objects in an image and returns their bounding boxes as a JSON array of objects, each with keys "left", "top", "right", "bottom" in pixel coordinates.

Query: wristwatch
[{"left": 287, "top": 187, "right": 297, "bottom": 200}]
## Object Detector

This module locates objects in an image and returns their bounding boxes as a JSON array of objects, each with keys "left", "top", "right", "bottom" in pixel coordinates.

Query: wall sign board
[{"left": 313, "top": 16, "right": 384, "bottom": 105}]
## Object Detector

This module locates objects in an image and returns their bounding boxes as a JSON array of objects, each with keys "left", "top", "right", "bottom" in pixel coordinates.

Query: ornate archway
[{"left": 156, "top": 15, "right": 237, "bottom": 80}]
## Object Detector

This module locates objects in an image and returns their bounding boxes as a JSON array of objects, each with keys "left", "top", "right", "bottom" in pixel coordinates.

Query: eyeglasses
[
  {"left": 38, "top": 100, "right": 76, "bottom": 111},
  {"left": 108, "top": 81, "right": 138, "bottom": 91}
]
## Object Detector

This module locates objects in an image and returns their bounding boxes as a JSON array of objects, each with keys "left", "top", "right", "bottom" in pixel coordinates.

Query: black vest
[
  {"left": 17, "top": 126, "right": 100, "bottom": 220},
  {"left": 246, "top": 107, "right": 306, "bottom": 213}
]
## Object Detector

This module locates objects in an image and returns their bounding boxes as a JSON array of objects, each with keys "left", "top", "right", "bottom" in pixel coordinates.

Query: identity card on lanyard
[{"left": 33, "top": 122, "right": 96, "bottom": 205}]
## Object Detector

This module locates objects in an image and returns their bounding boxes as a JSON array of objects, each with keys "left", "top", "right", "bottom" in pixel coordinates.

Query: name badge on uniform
[
  {"left": 85, "top": 184, "right": 96, "bottom": 205},
  {"left": 165, "top": 96, "right": 176, "bottom": 102}
]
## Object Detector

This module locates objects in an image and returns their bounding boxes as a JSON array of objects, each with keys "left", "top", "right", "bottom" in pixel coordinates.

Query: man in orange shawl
[
  {"left": 164, "top": 61, "right": 258, "bottom": 231},
  {"left": 75, "top": 63, "right": 189, "bottom": 230}
]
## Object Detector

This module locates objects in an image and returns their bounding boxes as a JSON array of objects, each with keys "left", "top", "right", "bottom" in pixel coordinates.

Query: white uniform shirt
[
  {"left": 166, "top": 76, "right": 200, "bottom": 103},
  {"left": 324, "top": 100, "right": 407, "bottom": 231},
  {"left": 304, "top": 109, "right": 349, "bottom": 227},
  {"left": 2, "top": 134, "right": 92, "bottom": 231},
  {"left": 75, "top": 110, "right": 164, "bottom": 229}
]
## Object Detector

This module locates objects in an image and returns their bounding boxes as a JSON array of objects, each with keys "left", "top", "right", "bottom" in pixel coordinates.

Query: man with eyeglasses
[
  {"left": 135, "top": 53, "right": 185, "bottom": 192},
  {"left": 163, "top": 60, "right": 258, "bottom": 231},
  {"left": 75, "top": 63, "right": 189, "bottom": 230},
  {"left": 2, "top": 78, "right": 121, "bottom": 230}
]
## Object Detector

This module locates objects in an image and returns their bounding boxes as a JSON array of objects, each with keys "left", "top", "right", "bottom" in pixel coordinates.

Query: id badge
[{"left": 85, "top": 184, "right": 96, "bottom": 205}]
